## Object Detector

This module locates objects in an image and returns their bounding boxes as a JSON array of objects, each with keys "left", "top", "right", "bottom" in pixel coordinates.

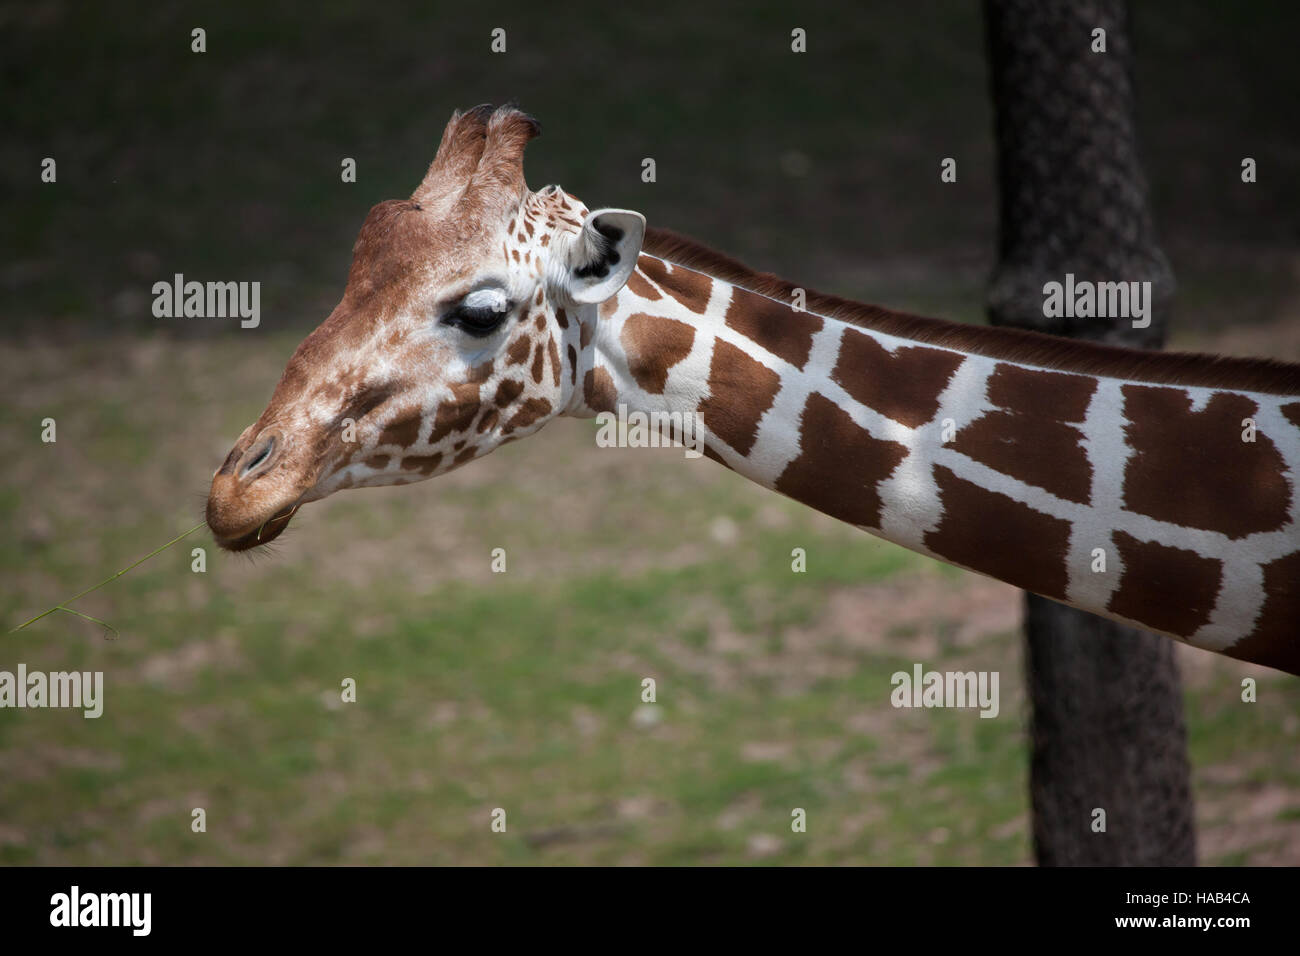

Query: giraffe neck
[{"left": 567, "top": 236, "right": 1300, "bottom": 675}]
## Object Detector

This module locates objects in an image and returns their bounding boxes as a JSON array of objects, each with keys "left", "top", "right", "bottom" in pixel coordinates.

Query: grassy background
[{"left": 2, "top": 0, "right": 1299, "bottom": 864}]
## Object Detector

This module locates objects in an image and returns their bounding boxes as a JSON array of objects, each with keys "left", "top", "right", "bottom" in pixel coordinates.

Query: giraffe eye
[{"left": 442, "top": 288, "right": 511, "bottom": 338}]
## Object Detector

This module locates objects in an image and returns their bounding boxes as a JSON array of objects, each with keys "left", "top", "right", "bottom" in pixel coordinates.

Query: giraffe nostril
[{"left": 238, "top": 435, "right": 276, "bottom": 479}]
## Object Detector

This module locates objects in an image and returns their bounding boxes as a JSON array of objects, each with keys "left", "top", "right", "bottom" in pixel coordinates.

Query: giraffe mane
[{"left": 642, "top": 227, "right": 1300, "bottom": 397}]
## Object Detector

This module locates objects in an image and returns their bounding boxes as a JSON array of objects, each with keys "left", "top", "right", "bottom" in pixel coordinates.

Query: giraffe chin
[{"left": 211, "top": 505, "right": 298, "bottom": 552}]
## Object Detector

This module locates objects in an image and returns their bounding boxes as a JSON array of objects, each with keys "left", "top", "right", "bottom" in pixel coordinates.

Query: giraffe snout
[{"left": 206, "top": 426, "right": 307, "bottom": 550}]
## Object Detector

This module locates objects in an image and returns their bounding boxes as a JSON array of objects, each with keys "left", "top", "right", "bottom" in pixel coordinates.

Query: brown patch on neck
[
  {"left": 1229, "top": 550, "right": 1300, "bottom": 674},
  {"left": 924, "top": 465, "right": 1073, "bottom": 601},
  {"left": 1121, "top": 387, "right": 1290, "bottom": 539},
  {"left": 988, "top": 364, "right": 1096, "bottom": 422},
  {"left": 1107, "top": 531, "right": 1221, "bottom": 638},
  {"left": 774, "top": 392, "right": 909, "bottom": 529},
  {"left": 949, "top": 365, "right": 1097, "bottom": 504},
  {"left": 724, "top": 285, "right": 823, "bottom": 369},
  {"left": 698, "top": 339, "right": 781, "bottom": 456},
  {"left": 643, "top": 227, "right": 1300, "bottom": 396},
  {"left": 619, "top": 313, "right": 696, "bottom": 394},
  {"left": 624, "top": 269, "right": 663, "bottom": 302},
  {"left": 584, "top": 366, "right": 618, "bottom": 413},
  {"left": 638, "top": 256, "right": 714, "bottom": 315},
  {"left": 833, "top": 329, "right": 964, "bottom": 428}
]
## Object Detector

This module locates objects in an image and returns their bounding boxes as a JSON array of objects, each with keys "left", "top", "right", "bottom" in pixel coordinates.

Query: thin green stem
[
  {"left": 56, "top": 606, "right": 120, "bottom": 639},
  {"left": 7, "top": 522, "right": 206, "bottom": 635}
]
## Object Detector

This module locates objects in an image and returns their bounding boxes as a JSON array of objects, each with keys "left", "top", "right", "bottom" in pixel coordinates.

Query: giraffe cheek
[
  {"left": 396, "top": 452, "right": 443, "bottom": 478},
  {"left": 427, "top": 390, "right": 481, "bottom": 445},
  {"left": 499, "top": 397, "right": 555, "bottom": 437},
  {"left": 376, "top": 416, "right": 423, "bottom": 449}
]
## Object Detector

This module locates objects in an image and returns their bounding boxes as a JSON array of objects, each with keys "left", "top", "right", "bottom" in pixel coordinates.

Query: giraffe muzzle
[
  {"left": 226, "top": 503, "right": 299, "bottom": 551},
  {"left": 207, "top": 427, "right": 309, "bottom": 551},
  {"left": 207, "top": 499, "right": 300, "bottom": 552}
]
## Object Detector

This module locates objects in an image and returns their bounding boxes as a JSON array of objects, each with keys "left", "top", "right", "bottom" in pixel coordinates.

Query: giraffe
[{"left": 207, "top": 105, "right": 1300, "bottom": 675}]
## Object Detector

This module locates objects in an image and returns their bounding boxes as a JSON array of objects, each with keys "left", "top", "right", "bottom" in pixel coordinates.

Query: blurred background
[{"left": 1, "top": 0, "right": 1297, "bottom": 864}]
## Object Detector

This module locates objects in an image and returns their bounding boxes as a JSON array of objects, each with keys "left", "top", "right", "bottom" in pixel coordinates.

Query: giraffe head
[{"left": 206, "top": 105, "right": 645, "bottom": 550}]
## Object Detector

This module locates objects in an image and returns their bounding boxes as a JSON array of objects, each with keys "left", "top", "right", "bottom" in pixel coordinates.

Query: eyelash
[{"left": 442, "top": 301, "right": 511, "bottom": 337}]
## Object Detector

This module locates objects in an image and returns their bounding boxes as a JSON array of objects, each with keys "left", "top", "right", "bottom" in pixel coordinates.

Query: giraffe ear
[{"left": 564, "top": 209, "right": 645, "bottom": 305}]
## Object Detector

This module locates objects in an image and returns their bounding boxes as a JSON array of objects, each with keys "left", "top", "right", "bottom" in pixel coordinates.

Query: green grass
[
  {"left": 3, "top": 1, "right": 1299, "bottom": 865},
  {"left": 2, "top": 336, "right": 1297, "bottom": 865},
  {"left": 0, "top": 537, "right": 1020, "bottom": 865}
]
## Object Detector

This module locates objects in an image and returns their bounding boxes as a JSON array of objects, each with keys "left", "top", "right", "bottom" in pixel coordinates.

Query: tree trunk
[{"left": 982, "top": 0, "right": 1196, "bottom": 865}]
